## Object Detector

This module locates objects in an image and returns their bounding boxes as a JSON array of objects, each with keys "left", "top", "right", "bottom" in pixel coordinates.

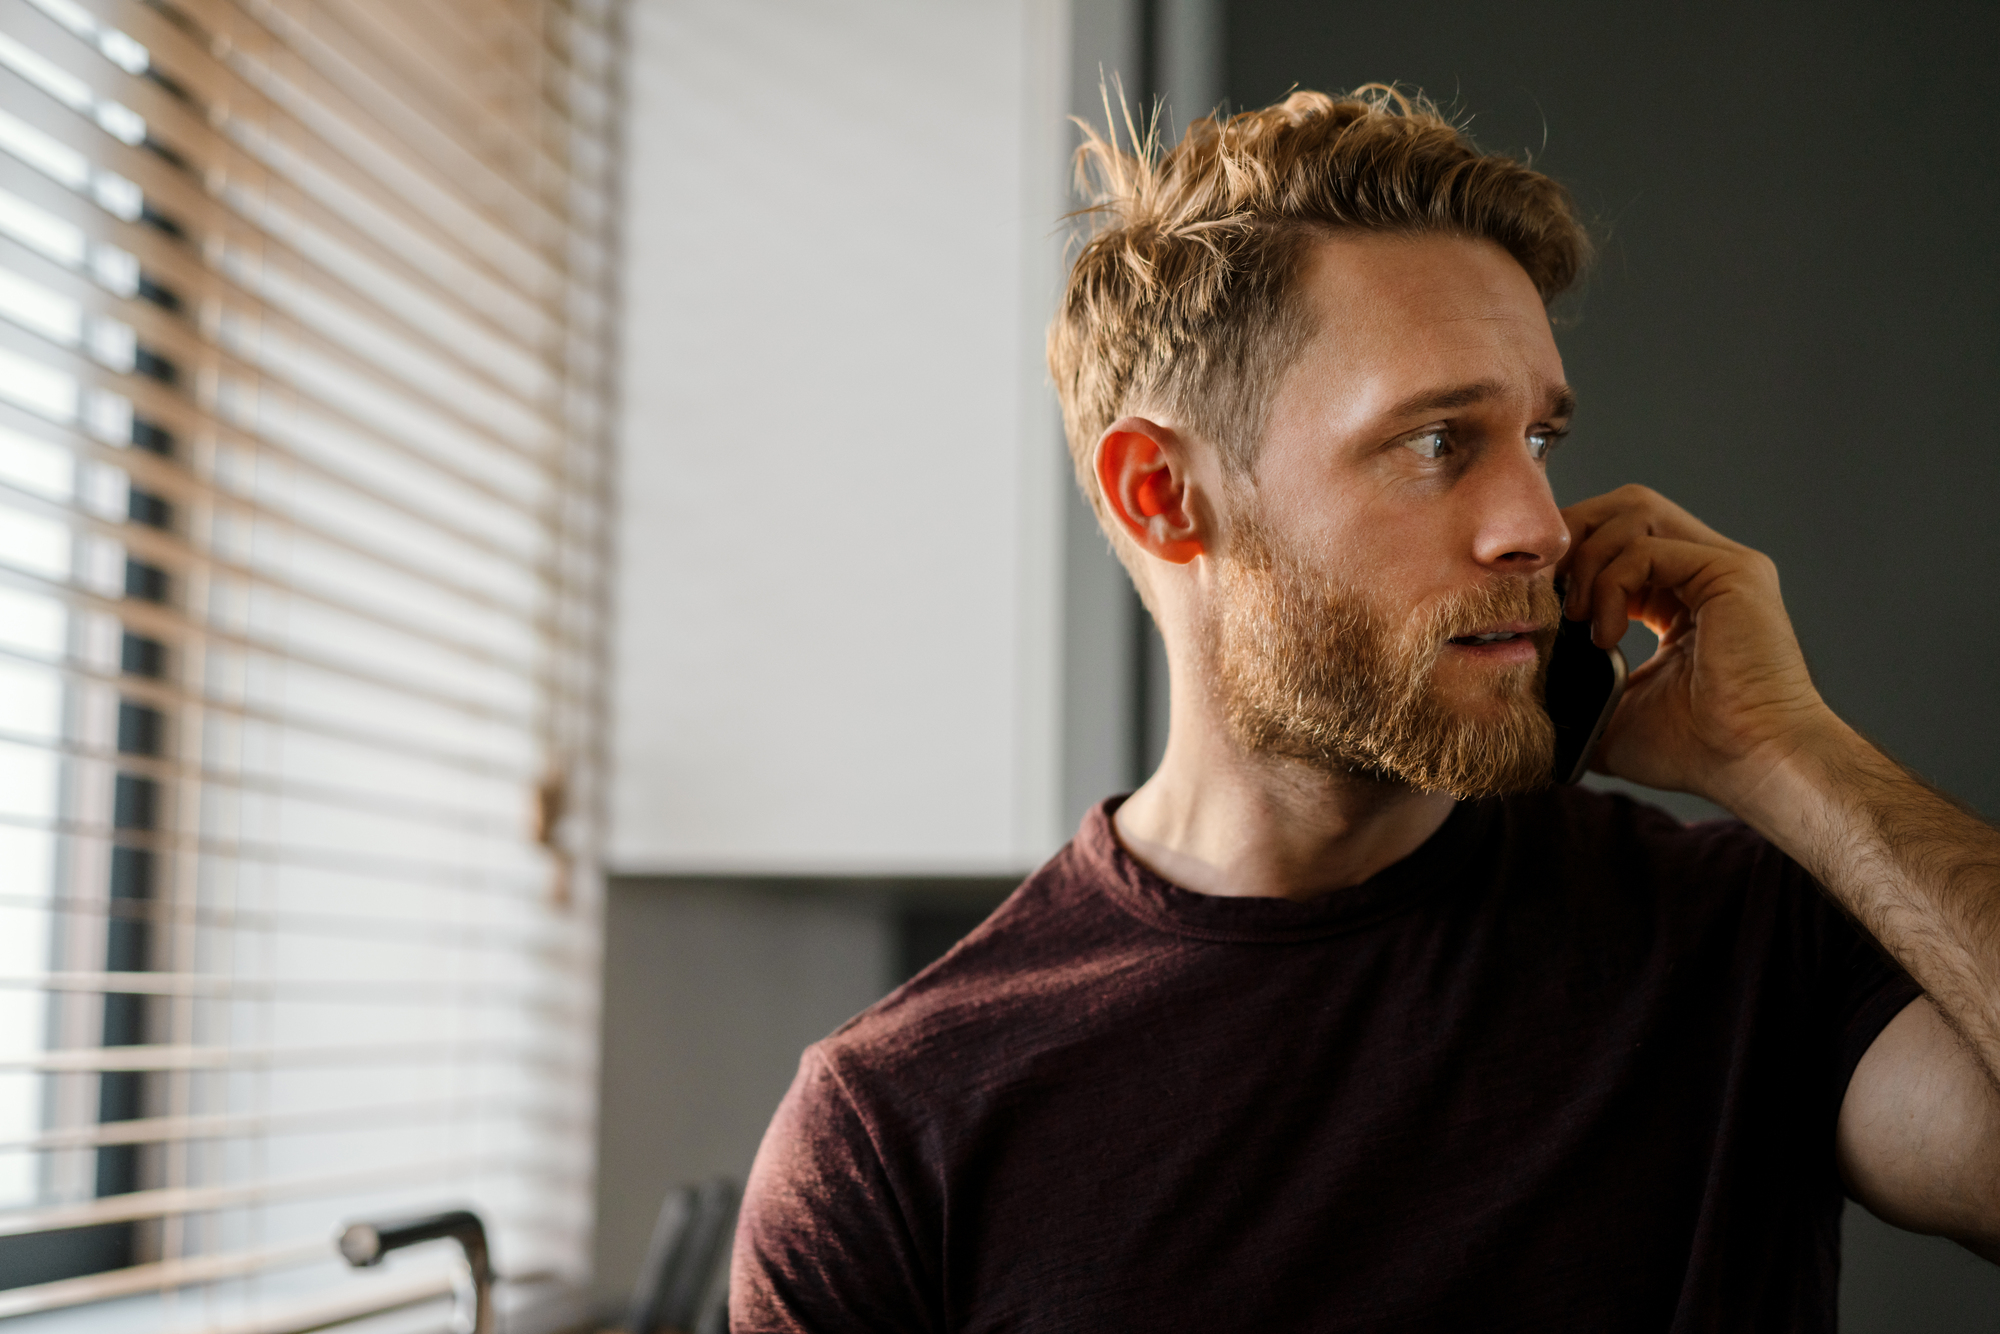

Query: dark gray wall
[
  {"left": 590, "top": 881, "right": 890, "bottom": 1313},
  {"left": 590, "top": 878, "right": 1010, "bottom": 1317},
  {"left": 1226, "top": 1, "right": 2000, "bottom": 1325}
]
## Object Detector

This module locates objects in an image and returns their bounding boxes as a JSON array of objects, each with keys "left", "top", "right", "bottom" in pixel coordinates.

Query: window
[{"left": 0, "top": 0, "right": 616, "bottom": 1325}]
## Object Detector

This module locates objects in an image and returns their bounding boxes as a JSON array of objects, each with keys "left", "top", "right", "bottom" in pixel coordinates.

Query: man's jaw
[{"left": 1201, "top": 545, "right": 1562, "bottom": 796}]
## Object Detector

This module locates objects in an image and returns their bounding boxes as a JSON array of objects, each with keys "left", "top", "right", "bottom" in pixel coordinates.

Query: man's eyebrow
[{"left": 1384, "top": 381, "right": 1579, "bottom": 421}]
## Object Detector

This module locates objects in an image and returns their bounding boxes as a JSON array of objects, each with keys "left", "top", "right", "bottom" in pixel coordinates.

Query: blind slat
[
  {"left": 0, "top": 1156, "right": 509, "bottom": 1235},
  {"left": 0, "top": 397, "right": 567, "bottom": 630},
  {"left": 297, "top": 0, "right": 601, "bottom": 132},
  {"left": 0, "top": 555, "right": 544, "bottom": 731},
  {"left": 234, "top": 0, "right": 598, "bottom": 155},
  {"left": 0, "top": 477, "right": 548, "bottom": 686},
  {"left": 0, "top": 159, "right": 579, "bottom": 428},
  {"left": 0, "top": 1096, "right": 583, "bottom": 1154},
  {"left": 0, "top": 219, "right": 568, "bottom": 479},
  {"left": 0, "top": 972, "right": 554, "bottom": 1006},
  {"left": 152, "top": 0, "right": 587, "bottom": 252},
  {"left": 0, "top": 1042, "right": 582, "bottom": 1077},
  {"left": 13, "top": 0, "right": 578, "bottom": 299},
  {"left": 243, "top": 0, "right": 602, "bottom": 201},
  {"left": 0, "top": 811, "right": 552, "bottom": 896},
  {"left": 0, "top": 891, "right": 576, "bottom": 955},
  {"left": 0, "top": 18, "right": 563, "bottom": 318},
  {"left": 0, "top": 57, "right": 565, "bottom": 362},
  {"left": 0, "top": 640, "right": 546, "bottom": 783},
  {"left": 0, "top": 1240, "right": 334, "bottom": 1321},
  {"left": 0, "top": 250, "right": 566, "bottom": 530},
  {"left": 0, "top": 726, "right": 531, "bottom": 842},
  {"left": 0, "top": 316, "right": 560, "bottom": 581}
]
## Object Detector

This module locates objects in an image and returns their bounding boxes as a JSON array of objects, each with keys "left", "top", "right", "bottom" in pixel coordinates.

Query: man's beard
[{"left": 1203, "top": 517, "right": 1562, "bottom": 799}]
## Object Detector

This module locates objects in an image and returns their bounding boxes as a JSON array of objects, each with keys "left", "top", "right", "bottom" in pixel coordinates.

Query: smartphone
[{"left": 1544, "top": 601, "right": 1628, "bottom": 785}]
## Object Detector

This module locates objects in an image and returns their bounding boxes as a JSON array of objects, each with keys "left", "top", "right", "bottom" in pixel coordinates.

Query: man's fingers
[
  {"left": 1561, "top": 510, "right": 1654, "bottom": 619},
  {"left": 1560, "top": 484, "right": 1725, "bottom": 547},
  {"left": 1639, "top": 594, "right": 1695, "bottom": 647},
  {"left": 1561, "top": 487, "right": 1743, "bottom": 628},
  {"left": 1585, "top": 535, "right": 1746, "bottom": 648},
  {"left": 1563, "top": 512, "right": 1705, "bottom": 625}
]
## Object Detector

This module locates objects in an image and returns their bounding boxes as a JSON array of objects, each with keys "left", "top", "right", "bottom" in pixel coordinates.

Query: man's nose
[{"left": 1469, "top": 445, "right": 1570, "bottom": 572}]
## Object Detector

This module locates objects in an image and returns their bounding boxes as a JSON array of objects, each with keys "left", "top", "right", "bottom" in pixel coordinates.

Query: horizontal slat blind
[{"left": 0, "top": 0, "right": 616, "bottom": 1325}]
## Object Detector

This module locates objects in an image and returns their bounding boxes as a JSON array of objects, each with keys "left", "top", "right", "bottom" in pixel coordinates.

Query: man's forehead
[
  {"left": 1291, "top": 233, "right": 1567, "bottom": 420},
  {"left": 1300, "top": 230, "right": 1544, "bottom": 317}
]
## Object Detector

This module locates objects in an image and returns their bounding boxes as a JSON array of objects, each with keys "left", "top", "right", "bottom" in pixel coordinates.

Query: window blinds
[{"left": 0, "top": 0, "right": 616, "bottom": 1325}]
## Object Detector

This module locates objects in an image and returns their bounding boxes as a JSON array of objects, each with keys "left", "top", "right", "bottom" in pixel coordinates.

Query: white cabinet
[{"left": 611, "top": 0, "right": 1075, "bottom": 873}]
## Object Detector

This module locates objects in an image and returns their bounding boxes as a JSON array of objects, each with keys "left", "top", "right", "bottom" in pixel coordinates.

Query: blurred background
[{"left": 0, "top": 0, "right": 1993, "bottom": 1330}]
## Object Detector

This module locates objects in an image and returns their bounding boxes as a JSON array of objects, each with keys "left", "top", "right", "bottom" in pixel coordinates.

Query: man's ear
[{"left": 1094, "top": 417, "right": 1205, "bottom": 564}]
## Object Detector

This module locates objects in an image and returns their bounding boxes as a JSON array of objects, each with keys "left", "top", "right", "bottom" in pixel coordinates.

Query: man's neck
[{"left": 1112, "top": 707, "right": 1458, "bottom": 903}]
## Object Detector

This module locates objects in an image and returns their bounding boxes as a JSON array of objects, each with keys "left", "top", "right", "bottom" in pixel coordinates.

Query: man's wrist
[{"left": 1706, "top": 706, "right": 1876, "bottom": 855}]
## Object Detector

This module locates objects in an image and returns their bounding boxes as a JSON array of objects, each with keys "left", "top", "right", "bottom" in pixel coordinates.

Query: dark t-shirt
[{"left": 732, "top": 787, "right": 1919, "bottom": 1332}]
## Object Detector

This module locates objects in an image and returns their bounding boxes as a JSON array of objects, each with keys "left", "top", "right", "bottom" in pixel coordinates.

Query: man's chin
[
  {"left": 1377, "top": 699, "right": 1558, "bottom": 800},
  {"left": 1430, "top": 758, "right": 1555, "bottom": 801},
  {"left": 1429, "top": 653, "right": 1545, "bottom": 699}
]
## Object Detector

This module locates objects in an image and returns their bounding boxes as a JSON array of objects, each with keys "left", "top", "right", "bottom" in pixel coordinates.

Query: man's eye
[
  {"left": 1528, "top": 428, "right": 1568, "bottom": 461},
  {"left": 1402, "top": 429, "right": 1450, "bottom": 460}
]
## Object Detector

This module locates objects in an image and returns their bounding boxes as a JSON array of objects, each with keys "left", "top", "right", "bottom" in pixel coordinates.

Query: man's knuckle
[{"left": 1742, "top": 550, "right": 1779, "bottom": 582}]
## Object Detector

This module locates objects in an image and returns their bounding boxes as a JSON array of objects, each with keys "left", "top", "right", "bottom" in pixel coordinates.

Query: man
[{"left": 732, "top": 89, "right": 2000, "bottom": 1330}]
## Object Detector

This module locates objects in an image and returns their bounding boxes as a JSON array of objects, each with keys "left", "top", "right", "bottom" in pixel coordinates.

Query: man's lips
[
  {"left": 1444, "top": 620, "right": 1546, "bottom": 646},
  {"left": 1442, "top": 620, "right": 1548, "bottom": 665}
]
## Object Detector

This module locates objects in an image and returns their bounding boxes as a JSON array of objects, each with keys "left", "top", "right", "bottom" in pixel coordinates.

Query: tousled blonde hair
[{"left": 1048, "top": 86, "right": 1590, "bottom": 570}]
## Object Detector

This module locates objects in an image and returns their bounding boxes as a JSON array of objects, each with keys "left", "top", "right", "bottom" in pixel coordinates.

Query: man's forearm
[{"left": 1724, "top": 716, "right": 2000, "bottom": 1090}]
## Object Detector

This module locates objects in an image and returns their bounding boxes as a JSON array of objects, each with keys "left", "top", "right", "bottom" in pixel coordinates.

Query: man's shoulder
[
  {"left": 1496, "top": 781, "right": 1816, "bottom": 939},
  {"left": 811, "top": 832, "right": 1156, "bottom": 1095},
  {"left": 1506, "top": 781, "right": 1775, "bottom": 871}
]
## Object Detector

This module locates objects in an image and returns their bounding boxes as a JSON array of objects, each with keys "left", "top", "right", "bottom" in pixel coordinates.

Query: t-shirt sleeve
[
  {"left": 730, "top": 1045, "right": 935, "bottom": 1334},
  {"left": 1817, "top": 906, "right": 1923, "bottom": 1107},
  {"left": 1778, "top": 845, "right": 1924, "bottom": 1109}
]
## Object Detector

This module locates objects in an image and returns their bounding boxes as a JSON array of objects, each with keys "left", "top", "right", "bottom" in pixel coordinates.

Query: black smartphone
[{"left": 1544, "top": 599, "right": 1628, "bottom": 785}]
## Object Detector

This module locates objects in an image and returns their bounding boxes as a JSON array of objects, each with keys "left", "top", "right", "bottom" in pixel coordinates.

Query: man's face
[{"left": 1200, "top": 232, "right": 1574, "bottom": 798}]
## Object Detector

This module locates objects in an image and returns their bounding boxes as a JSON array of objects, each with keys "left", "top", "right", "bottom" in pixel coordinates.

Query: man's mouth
[
  {"left": 1442, "top": 620, "right": 1548, "bottom": 659},
  {"left": 1446, "top": 620, "right": 1544, "bottom": 645}
]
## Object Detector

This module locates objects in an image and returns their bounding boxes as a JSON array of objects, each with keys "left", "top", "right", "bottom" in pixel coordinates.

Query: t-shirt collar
[{"left": 1081, "top": 792, "right": 1495, "bottom": 943}]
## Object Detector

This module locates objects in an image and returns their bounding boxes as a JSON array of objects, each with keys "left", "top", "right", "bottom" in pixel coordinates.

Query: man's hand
[
  {"left": 1557, "top": 483, "right": 1831, "bottom": 811},
  {"left": 1561, "top": 483, "right": 2000, "bottom": 1260}
]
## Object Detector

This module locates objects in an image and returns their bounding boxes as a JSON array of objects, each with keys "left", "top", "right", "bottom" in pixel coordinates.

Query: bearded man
[{"left": 731, "top": 90, "right": 2000, "bottom": 1331}]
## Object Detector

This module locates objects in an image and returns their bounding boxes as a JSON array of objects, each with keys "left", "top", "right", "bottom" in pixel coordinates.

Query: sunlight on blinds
[{"left": 0, "top": 0, "right": 619, "bottom": 1326}]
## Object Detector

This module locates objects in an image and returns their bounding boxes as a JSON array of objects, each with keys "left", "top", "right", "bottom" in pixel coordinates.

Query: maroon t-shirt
[{"left": 732, "top": 787, "right": 1919, "bottom": 1332}]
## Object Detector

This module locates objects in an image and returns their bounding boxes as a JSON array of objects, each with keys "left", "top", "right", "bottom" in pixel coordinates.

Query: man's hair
[{"left": 1048, "top": 86, "right": 1590, "bottom": 567}]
